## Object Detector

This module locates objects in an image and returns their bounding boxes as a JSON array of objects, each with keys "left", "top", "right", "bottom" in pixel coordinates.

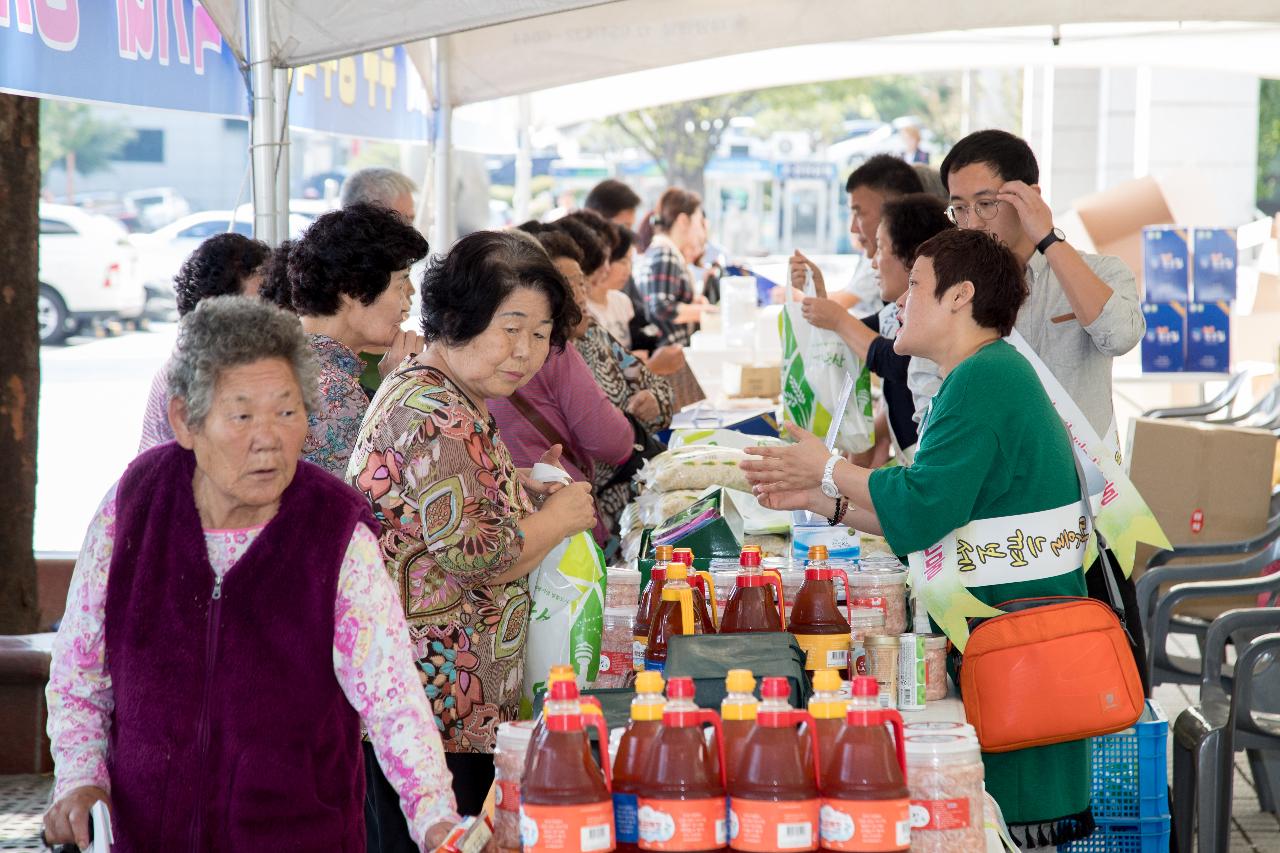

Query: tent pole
[
  {"left": 249, "top": 0, "right": 280, "bottom": 246},
  {"left": 432, "top": 36, "right": 453, "bottom": 251},
  {"left": 273, "top": 67, "right": 292, "bottom": 245},
  {"left": 514, "top": 93, "right": 532, "bottom": 223}
]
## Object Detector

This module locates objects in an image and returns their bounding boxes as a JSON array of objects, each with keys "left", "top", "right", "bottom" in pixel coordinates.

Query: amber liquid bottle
[
  {"left": 633, "top": 546, "right": 673, "bottom": 671},
  {"left": 788, "top": 546, "right": 852, "bottom": 676},
  {"left": 613, "top": 671, "right": 667, "bottom": 853},
  {"left": 720, "top": 549, "right": 785, "bottom": 633}
]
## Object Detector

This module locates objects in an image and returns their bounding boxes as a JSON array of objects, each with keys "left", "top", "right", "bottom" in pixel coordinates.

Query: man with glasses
[
  {"left": 939, "top": 129, "right": 1144, "bottom": 442},
  {"left": 939, "top": 129, "right": 1149, "bottom": 694}
]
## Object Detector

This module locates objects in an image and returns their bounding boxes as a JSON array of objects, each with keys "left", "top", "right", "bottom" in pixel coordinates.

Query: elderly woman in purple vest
[{"left": 43, "top": 297, "right": 459, "bottom": 851}]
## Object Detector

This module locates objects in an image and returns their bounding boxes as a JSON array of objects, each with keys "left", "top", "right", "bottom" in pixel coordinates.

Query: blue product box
[
  {"left": 1142, "top": 226, "right": 1189, "bottom": 303},
  {"left": 1192, "top": 228, "right": 1238, "bottom": 303},
  {"left": 1186, "top": 301, "right": 1230, "bottom": 372},
  {"left": 1141, "top": 302, "right": 1185, "bottom": 372}
]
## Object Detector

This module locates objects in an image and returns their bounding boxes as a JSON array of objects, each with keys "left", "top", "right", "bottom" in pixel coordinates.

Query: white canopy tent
[{"left": 201, "top": 0, "right": 1280, "bottom": 246}]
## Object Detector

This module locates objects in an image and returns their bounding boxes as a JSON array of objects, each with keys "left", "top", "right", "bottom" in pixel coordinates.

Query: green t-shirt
[{"left": 869, "top": 339, "right": 1090, "bottom": 826}]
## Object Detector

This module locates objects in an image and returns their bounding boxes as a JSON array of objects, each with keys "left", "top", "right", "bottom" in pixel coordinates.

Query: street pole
[
  {"left": 431, "top": 36, "right": 453, "bottom": 252},
  {"left": 273, "top": 67, "right": 292, "bottom": 245},
  {"left": 249, "top": 0, "right": 281, "bottom": 246}
]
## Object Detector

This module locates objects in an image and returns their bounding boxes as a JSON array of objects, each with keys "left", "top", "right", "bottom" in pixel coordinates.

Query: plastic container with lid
[
  {"left": 848, "top": 561, "right": 909, "bottom": 635},
  {"left": 848, "top": 607, "right": 886, "bottom": 678},
  {"left": 923, "top": 635, "right": 949, "bottom": 701},
  {"left": 904, "top": 734, "right": 985, "bottom": 853},
  {"left": 903, "top": 720, "right": 977, "bottom": 742},
  {"left": 865, "top": 635, "right": 900, "bottom": 707},
  {"left": 592, "top": 607, "right": 638, "bottom": 689},
  {"left": 607, "top": 566, "right": 643, "bottom": 609},
  {"left": 493, "top": 720, "right": 536, "bottom": 852}
]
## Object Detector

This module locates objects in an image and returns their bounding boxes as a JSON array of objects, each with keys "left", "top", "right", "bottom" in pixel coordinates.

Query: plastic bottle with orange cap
[{"left": 788, "top": 545, "right": 853, "bottom": 675}]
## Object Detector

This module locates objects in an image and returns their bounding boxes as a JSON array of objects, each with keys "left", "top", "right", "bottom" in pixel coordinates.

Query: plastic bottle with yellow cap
[
  {"left": 643, "top": 560, "right": 703, "bottom": 673},
  {"left": 611, "top": 670, "right": 666, "bottom": 852},
  {"left": 720, "top": 669, "right": 759, "bottom": 788},
  {"left": 804, "top": 668, "right": 849, "bottom": 781},
  {"left": 633, "top": 546, "right": 673, "bottom": 671},
  {"left": 670, "top": 546, "right": 719, "bottom": 632}
]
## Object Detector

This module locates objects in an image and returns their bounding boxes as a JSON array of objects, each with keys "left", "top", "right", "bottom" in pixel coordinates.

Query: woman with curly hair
[
  {"left": 137, "top": 232, "right": 270, "bottom": 452},
  {"left": 290, "top": 203, "right": 428, "bottom": 478},
  {"left": 345, "top": 230, "right": 596, "bottom": 831}
]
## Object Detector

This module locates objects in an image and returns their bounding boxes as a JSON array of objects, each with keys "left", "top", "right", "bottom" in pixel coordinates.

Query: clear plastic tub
[
  {"left": 590, "top": 606, "right": 637, "bottom": 689},
  {"left": 493, "top": 720, "right": 536, "bottom": 851},
  {"left": 847, "top": 606, "right": 885, "bottom": 678},
  {"left": 849, "top": 560, "right": 909, "bottom": 635},
  {"left": 905, "top": 734, "right": 985, "bottom": 852},
  {"left": 923, "top": 634, "right": 949, "bottom": 701},
  {"left": 606, "top": 566, "right": 642, "bottom": 609}
]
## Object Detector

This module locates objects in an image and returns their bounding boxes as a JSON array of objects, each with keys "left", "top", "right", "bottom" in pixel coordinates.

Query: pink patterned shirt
[
  {"left": 137, "top": 364, "right": 175, "bottom": 453},
  {"left": 46, "top": 485, "right": 459, "bottom": 847}
]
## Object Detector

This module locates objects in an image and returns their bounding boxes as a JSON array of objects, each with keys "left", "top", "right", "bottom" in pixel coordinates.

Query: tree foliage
[
  {"left": 1259, "top": 78, "right": 1280, "bottom": 215},
  {"left": 39, "top": 101, "right": 135, "bottom": 179},
  {"left": 596, "top": 74, "right": 962, "bottom": 196}
]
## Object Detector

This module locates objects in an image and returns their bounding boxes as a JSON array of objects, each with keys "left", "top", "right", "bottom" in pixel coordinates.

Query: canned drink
[{"left": 897, "top": 634, "right": 926, "bottom": 710}]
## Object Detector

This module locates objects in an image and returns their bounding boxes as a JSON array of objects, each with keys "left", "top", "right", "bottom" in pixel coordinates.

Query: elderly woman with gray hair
[{"left": 43, "top": 297, "right": 459, "bottom": 851}]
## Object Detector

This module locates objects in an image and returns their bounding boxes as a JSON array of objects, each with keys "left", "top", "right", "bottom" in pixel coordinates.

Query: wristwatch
[
  {"left": 820, "top": 454, "right": 842, "bottom": 499},
  {"left": 1036, "top": 227, "right": 1066, "bottom": 255}
]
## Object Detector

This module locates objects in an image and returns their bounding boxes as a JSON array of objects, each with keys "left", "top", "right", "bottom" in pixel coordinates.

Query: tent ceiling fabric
[
  {"left": 204, "top": 0, "right": 1280, "bottom": 105},
  {"left": 200, "top": 0, "right": 621, "bottom": 66}
]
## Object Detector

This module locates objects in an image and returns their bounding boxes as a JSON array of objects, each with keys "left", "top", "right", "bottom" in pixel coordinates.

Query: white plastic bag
[
  {"left": 522, "top": 531, "right": 607, "bottom": 709},
  {"left": 779, "top": 297, "right": 873, "bottom": 454}
]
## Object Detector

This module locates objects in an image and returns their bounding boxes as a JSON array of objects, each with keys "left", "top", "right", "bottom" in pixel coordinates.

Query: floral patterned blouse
[
  {"left": 304, "top": 333, "right": 370, "bottom": 478},
  {"left": 347, "top": 364, "right": 534, "bottom": 754},
  {"left": 46, "top": 486, "right": 459, "bottom": 845}
]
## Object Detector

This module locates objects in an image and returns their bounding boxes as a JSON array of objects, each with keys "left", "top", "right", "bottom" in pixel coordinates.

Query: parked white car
[
  {"left": 132, "top": 210, "right": 311, "bottom": 312},
  {"left": 38, "top": 203, "right": 146, "bottom": 345}
]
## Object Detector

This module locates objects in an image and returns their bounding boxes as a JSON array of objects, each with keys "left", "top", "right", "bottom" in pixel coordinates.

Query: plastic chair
[
  {"left": 1206, "top": 380, "right": 1280, "bottom": 428},
  {"left": 1172, "top": 615, "right": 1280, "bottom": 853},
  {"left": 1142, "top": 370, "right": 1250, "bottom": 419},
  {"left": 1139, "top": 514, "right": 1280, "bottom": 687}
]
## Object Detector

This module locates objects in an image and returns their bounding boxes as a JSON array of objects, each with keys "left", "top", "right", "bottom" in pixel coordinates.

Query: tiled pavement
[{"left": 2, "top": 636, "right": 1275, "bottom": 850}]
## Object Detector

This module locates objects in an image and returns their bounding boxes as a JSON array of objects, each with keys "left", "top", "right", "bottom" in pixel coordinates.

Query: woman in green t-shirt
[{"left": 742, "top": 229, "right": 1094, "bottom": 847}]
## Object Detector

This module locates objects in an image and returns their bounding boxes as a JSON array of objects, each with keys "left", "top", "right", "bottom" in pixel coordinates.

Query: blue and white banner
[{"left": 0, "top": 0, "right": 430, "bottom": 140}]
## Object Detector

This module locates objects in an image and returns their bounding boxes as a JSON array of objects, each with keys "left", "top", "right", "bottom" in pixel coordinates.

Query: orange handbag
[{"left": 956, "top": 454, "right": 1145, "bottom": 753}]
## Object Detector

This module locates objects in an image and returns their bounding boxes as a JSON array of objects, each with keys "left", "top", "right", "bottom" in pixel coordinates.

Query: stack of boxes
[{"left": 1140, "top": 227, "right": 1237, "bottom": 372}]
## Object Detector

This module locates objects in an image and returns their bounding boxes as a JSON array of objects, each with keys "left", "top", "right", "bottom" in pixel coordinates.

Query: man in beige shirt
[{"left": 937, "top": 128, "right": 1149, "bottom": 691}]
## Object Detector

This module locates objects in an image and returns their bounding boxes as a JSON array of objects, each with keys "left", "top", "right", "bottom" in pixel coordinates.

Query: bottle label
[
  {"left": 495, "top": 779, "right": 520, "bottom": 812},
  {"left": 599, "top": 649, "right": 632, "bottom": 676},
  {"left": 728, "top": 797, "right": 820, "bottom": 851},
  {"left": 819, "top": 798, "right": 911, "bottom": 851},
  {"left": 851, "top": 641, "right": 868, "bottom": 676},
  {"left": 644, "top": 658, "right": 665, "bottom": 674},
  {"left": 614, "top": 793, "right": 640, "bottom": 844},
  {"left": 633, "top": 637, "right": 647, "bottom": 671},
  {"left": 521, "top": 801, "right": 615, "bottom": 852},
  {"left": 792, "top": 633, "right": 851, "bottom": 671},
  {"left": 637, "top": 797, "right": 727, "bottom": 850},
  {"left": 909, "top": 798, "right": 971, "bottom": 831},
  {"left": 851, "top": 594, "right": 886, "bottom": 615}
]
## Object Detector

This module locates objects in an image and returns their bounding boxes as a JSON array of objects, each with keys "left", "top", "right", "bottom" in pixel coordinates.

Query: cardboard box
[
  {"left": 1142, "top": 226, "right": 1190, "bottom": 303},
  {"left": 1140, "top": 302, "right": 1186, "bottom": 372},
  {"left": 1186, "top": 302, "right": 1231, "bottom": 372},
  {"left": 1192, "top": 228, "right": 1238, "bottom": 303},
  {"left": 722, "top": 362, "right": 782, "bottom": 399},
  {"left": 1127, "top": 418, "right": 1278, "bottom": 620}
]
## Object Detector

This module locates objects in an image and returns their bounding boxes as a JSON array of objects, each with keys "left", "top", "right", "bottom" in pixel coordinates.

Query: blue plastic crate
[
  {"left": 1059, "top": 816, "right": 1171, "bottom": 853},
  {"left": 1087, "top": 699, "right": 1170, "bottom": 821}
]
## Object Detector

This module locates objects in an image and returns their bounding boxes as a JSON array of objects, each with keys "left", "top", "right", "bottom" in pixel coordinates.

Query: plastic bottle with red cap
[
  {"left": 788, "top": 546, "right": 853, "bottom": 674},
  {"left": 727, "top": 677, "right": 821, "bottom": 852},
  {"left": 635, "top": 677, "right": 728, "bottom": 852},
  {"left": 719, "top": 549, "right": 786, "bottom": 633},
  {"left": 818, "top": 676, "right": 910, "bottom": 852},
  {"left": 521, "top": 679, "right": 616, "bottom": 852}
]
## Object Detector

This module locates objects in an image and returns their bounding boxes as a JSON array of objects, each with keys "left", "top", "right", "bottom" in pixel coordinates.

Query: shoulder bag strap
[
  {"left": 509, "top": 392, "right": 591, "bottom": 478},
  {"left": 1071, "top": 450, "right": 1128, "bottom": 623}
]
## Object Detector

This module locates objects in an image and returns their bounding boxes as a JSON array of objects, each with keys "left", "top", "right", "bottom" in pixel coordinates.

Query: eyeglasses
[{"left": 946, "top": 198, "right": 1002, "bottom": 224}]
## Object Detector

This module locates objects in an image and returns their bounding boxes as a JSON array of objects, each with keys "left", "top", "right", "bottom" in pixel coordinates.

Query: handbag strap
[
  {"left": 1070, "top": 450, "right": 1127, "bottom": 620},
  {"left": 509, "top": 392, "right": 591, "bottom": 478}
]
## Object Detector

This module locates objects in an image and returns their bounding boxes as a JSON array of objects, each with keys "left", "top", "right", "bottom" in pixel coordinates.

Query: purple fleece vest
[{"left": 104, "top": 443, "right": 378, "bottom": 851}]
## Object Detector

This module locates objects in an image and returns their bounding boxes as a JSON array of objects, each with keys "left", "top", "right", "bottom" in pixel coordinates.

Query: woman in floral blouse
[
  {"left": 347, "top": 230, "right": 596, "bottom": 826},
  {"left": 290, "top": 204, "right": 428, "bottom": 478}
]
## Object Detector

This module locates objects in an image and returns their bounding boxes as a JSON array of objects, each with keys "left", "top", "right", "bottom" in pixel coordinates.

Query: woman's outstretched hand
[{"left": 740, "top": 423, "right": 832, "bottom": 495}]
